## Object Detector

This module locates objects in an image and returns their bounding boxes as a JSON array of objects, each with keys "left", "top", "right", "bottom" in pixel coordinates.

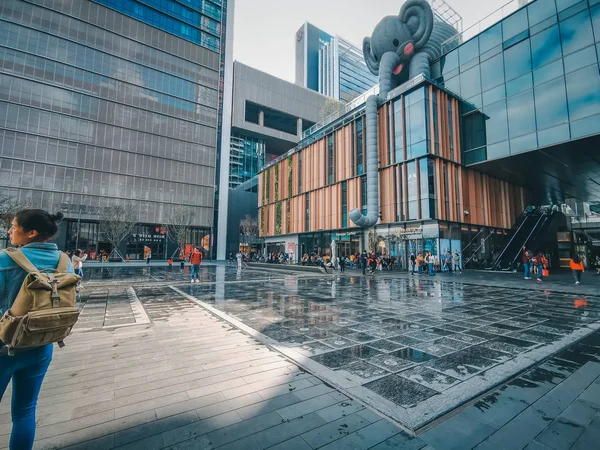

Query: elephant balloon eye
[{"left": 393, "top": 39, "right": 400, "bottom": 47}]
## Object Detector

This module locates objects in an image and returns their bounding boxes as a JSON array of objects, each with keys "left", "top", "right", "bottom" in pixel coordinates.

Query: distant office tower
[
  {"left": 0, "top": 0, "right": 233, "bottom": 260},
  {"left": 295, "top": 23, "right": 378, "bottom": 103}
]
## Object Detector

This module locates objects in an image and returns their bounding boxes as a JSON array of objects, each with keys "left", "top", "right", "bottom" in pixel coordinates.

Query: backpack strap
[
  {"left": 56, "top": 252, "right": 70, "bottom": 273},
  {"left": 3, "top": 248, "right": 37, "bottom": 273}
]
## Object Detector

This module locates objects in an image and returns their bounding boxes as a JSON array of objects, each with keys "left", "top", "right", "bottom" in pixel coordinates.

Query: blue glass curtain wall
[{"left": 434, "top": 0, "right": 600, "bottom": 164}]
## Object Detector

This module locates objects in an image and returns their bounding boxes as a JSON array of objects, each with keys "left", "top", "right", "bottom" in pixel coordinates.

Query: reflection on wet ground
[
  {"left": 181, "top": 270, "right": 600, "bottom": 421},
  {"left": 84, "top": 265, "right": 299, "bottom": 285}
]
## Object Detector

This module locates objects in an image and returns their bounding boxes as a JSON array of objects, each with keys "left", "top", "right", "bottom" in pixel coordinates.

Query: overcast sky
[{"left": 232, "top": 0, "right": 514, "bottom": 83}]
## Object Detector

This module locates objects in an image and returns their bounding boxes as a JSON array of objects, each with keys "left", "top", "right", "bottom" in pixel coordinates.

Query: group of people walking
[{"left": 408, "top": 251, "right": 462, "bottom": 276}]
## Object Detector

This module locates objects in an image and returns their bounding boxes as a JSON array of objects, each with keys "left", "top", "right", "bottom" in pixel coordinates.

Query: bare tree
[
  {"left": 99, "top": 205, "right": 137, "bottom": 261},
  {"left": 168, "top": 205, "right": 195, "bottom": 258},
  {"left": 240, "top": 215, "right": 263, "bottom": 250}
]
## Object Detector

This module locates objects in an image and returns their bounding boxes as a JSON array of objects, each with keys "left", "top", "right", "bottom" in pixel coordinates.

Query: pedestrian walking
[
  {"left": 428, "top": 252, "right": 435, "bottom": 276},
  {"left": 453, "top": 252, "right": 462, "bottom": 274},
  {"left": 570, "top": 254, "right": 584, "bottom": 285},
  {"left": 410, "top": 253, "right": 416, "bottom": 275},
  {"left": 340, "top": 256, "right": 346, "bottom": 273},
  {"left": 361, "top": 251, "right": 368, "bottom": 275},
  {"left": 368, "top": 253, "right": 377, "bottom": 276},
  {"left": 417, "top": 253, "right": 424, "bottom": 275},
  {"left": 236, "top": 251, "right": 243, "bottom": 269},
  {"left": 1, "top": 209, "right": 75, "bottom": 450},
  {"left": 535, "top": 252, "right": 548, "bottom": 282},
  {"left": 71, "top": 249, "right": 87, "bottom": 292},
  {"left": 189, "top": 246, "right": 202, "bottom": 283},
  {"left": 445, "top": 251, "right": 452, "bottom": 272},
  {"left": 146, "top": 251, "right": 151, "bottom": 265},
  {"left": 522, "top": 246, "right": 533, "bottom": 279}
]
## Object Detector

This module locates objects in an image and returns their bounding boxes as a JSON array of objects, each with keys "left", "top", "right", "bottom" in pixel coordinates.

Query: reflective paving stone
[
  {"left": 366, "top": 339, "right": 407, "bottom": 353},
  {"left": 411, "top": 342, "right": 456, "bottom": 357},
  {"left": 438, "top": 324, "right": 470, "bottom": 333},
  {"left": 424, "top": 353, "right": 491, "bottom": 380},
  {"left": 296, "top": 341, "right": 335, "bottom": 356},
  {"left": 390, "top": 348, "right": 437, "bottom": 364},
  {"left": 425, "top": 328, "right": 455, "bottom": 337},
  {"left": 310, "top": 345, "right": 383, "bottom": 369},
  {"left": 345, "top": 332, "right": 378, "bottom": 344},
  {"left": 510, "top": 329, "right": 563, "bottom": 344},
  {"left": 431, "top": 337, "right": 472, "bottom": 351},
  {"left": 368, "top": 354, "right": 415, "bottom": 372},
  {"left": 403, "top": 330, "right": 443, "bottom": 342},
  {"left": 338, "top": 360, "right": 391, "bottom": 380},
  {"left": 462, "top": 330, "right": 503, "bottom": 341},
  {"left": 364, "top": 375, "right": 439, "bottom": 407},
  {"left": 320, "top": 337, "right": 356, "bottom": 348},
  {"left": 387, "top": 335, "right": 425, "bottom": 347},
  {"left": 481, "top": 336, "right": 539, "bottom": 356},
  {"left": 398, "top": 365, "right": 461, "bottom": 392},
  {"left": 369, "top": 328, "right": 405, "bottom": 339}
]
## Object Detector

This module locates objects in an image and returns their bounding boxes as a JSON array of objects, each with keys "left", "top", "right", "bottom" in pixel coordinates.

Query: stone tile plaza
[{"left": 2, "top": 0, "right": 600, "bottom": 449}]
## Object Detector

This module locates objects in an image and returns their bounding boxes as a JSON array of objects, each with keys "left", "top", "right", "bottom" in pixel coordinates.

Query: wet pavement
[
  {"left": 82, "top": 264, "right": 305, "bottom": 286},
  {"left": 6, "top": 264, "right": 599, "bottom": 449},
  {"left": 180, "top": 267, "right": 600, "bottom": 431}
]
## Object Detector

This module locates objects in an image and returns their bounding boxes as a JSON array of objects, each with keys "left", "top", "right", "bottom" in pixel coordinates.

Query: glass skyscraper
[
  {"left": 295, "top": 23, "right": 378, "bottom": 103},
  {"left": 0, "top": 0, "right": 231, "bottom": 258},
  {"left": 319, "top": 36, "right": 379, "bottom": 103}
]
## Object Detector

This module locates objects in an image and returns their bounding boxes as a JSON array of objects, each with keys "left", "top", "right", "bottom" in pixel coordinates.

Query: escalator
[{"left": 486, "top": 206, "right": 557, "bottom": 271}]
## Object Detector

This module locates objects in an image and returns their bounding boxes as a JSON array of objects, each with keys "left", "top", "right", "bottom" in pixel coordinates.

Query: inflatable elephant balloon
[{"left": 349, "top": 0, "right": 456, "bottom": 228}]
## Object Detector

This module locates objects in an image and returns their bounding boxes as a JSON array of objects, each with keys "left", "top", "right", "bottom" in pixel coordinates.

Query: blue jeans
[
  {"left": 190, "top": 264, "right": 200, "bottom": 281},
  {"left": 429, "top": 262, "right": 435, "bottom": 276},
  {"left": 74, "top": 268, "right": 83, "bottom": 279},
  {"left": 411, "top": 262, "right": 415, "bottom": 274},
  {"left": 418, "top": 265, "right": 422, "bottom": 275},
  {"left": 537, "top": 265, "right": 544, "bottom": 281},
  {"left": 524, "top": 262, "right": 531, "bottom": 278},
  {"left": 0, "top": 345, "right": 53, "bottom": 450}
]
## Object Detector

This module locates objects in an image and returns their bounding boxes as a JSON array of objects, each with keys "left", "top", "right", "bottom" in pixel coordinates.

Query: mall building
[
  {"left": 258, "top": 0, "right": 600, "bottom": 269},
  {"left": 0, "top": 0, "right": 234, "bottom": 259}
]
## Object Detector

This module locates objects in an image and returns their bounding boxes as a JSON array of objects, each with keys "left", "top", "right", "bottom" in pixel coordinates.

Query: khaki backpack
[{"left": 0, "top": 248, "right": 81, "bottom": 356}]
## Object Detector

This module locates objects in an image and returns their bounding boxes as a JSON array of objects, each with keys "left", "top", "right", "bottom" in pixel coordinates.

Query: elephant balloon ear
[
  {"left": 399, "top": 0, "right": 434, "bottom": 49},
  {"left": 363, "top": 37, "right": 380, "bottom": 76}
]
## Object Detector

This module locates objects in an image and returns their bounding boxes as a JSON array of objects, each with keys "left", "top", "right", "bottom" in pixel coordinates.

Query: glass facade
[
  {"left": 0, "top": 0, "right": 223, "bottom": 228},
  {"left": 314, "top": 32, "right": 378, "bottom": 103},
  {"left": 434, "top": 0, "right": 600, "bottom": 164},
  {"left": 229, "top": 133, "right": 265, "bottom": 188},
  {"left": 94, "top": 0, "right": 221, "bottom": 51}
]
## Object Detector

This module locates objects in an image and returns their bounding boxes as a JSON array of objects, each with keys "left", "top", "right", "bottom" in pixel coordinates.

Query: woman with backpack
[{"left": 0, "top": 209, "right": 75, "bottom": 450}]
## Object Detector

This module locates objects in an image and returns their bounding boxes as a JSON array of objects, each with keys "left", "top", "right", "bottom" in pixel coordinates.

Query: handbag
[{"left": 542, "top": 268, "right": 549, "bottom": 277}]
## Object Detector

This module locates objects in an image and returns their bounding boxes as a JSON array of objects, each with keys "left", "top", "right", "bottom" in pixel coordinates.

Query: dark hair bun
[{"left": 49, "top": 212, "right": 64, "bottom": 222}]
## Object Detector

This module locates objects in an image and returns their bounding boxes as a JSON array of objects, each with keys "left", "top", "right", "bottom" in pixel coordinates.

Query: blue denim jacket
[{"left": 0, "top": 243, "right": 74, "bottom": 315}]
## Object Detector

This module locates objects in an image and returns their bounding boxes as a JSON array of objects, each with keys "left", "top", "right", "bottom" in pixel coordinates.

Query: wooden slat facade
[{"left": 258, "top": 85, "right": 530, "bottom": 237}]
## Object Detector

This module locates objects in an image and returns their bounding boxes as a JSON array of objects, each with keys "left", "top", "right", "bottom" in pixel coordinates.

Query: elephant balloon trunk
[{"left": 349, "top": 52, "right": 399, "bottom": 228}]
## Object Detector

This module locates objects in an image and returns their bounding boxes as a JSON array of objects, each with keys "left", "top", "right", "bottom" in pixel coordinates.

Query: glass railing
[
  {"left": 441, "top": 0, "right": 532, "bottom": 53},
  {"left": 301, "top": 84, "right": 380, "bottom": 140}
]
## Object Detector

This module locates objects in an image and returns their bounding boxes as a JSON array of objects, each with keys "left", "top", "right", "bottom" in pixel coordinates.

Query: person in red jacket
[
  {"left": 189, "top": 246, "right": 203, "bottom": 283},
  {"left": 570, "top": 254, "right": 584, "bottom": 285}
]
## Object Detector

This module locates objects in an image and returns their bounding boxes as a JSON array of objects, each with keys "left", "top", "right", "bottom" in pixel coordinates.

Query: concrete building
[
  {"left": 259, "top": 0, "right": 600, "bottom": 270},
  {"left": 221, "top": 62, "right": 331, "bottom": 257},
  {"left": 0, "top": 0, "right": 234, "bottom": 259}
]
